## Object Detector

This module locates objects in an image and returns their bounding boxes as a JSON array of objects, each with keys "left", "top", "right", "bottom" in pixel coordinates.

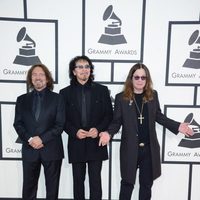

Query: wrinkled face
[
  {"left": 73, "top": 59, "right": 91, "bottom": 84},
  {"left": 31, "top": 66, "right": 47, "bottom": 91},
  {"left": 132, "top": 68, "right": 146, "bottom": 94}
]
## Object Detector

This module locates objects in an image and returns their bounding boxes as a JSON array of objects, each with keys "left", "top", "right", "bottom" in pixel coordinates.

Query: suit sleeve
[
  {"left": 95, "top": 86, "right": 113, "bottom": 132},
  {"left": 13, "top": 96, "right": 30, "bottom": 143},
  {"left": 107, "top": 93, "right": 123, "bottom": 137},
  {"left": 39, "top": 94, "right": 65, "bottom": 144},
  {"left": 154, "top": 91, "right": 180, "bottom": 134},
  {"left": 59, "top": 89, "right": 79, "bottom": 139}
]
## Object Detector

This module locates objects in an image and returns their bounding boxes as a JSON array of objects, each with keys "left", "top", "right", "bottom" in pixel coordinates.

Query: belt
[{"left": 139, "top": 142, "right": 147, "bottom": 147}]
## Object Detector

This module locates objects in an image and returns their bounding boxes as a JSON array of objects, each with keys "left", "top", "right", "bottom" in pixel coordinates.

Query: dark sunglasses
[
  {"left": 75, "top": 65, "right": 91, "bottom": 69},
  {"left": 133, "top": 76, "right": 147, "bottom": 81}
]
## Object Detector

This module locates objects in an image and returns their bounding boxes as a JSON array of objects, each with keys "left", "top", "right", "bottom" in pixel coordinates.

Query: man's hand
[
  {"left": 87, "top": 128, "right": 98, "bottom": 138},
  {"left": 178, "top": 123, "right": 193, "bottom": 137},
  {"left": 76, "top": 129, "right": 88, "bottom": 139},
  {"left": 29, "top": 136, "right": 44, "bottom": 149},
  {"left": 99, "top": 131, "right": 111, "bottom": 146}
]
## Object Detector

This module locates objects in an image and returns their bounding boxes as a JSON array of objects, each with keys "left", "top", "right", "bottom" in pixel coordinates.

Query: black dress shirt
[
  {"left": 134, "top": 93, "right": 150, "bottom": 144},
  {"left": 75, "top": 81, "right": 91, "bottom": 129},
  {"left": 32, "top": 88, "right": 46, "bottom": 120}
]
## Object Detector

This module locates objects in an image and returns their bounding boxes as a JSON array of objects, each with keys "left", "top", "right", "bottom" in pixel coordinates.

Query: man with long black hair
[{"left": 60, "top": 55, "right": 113, "bottom": 200}]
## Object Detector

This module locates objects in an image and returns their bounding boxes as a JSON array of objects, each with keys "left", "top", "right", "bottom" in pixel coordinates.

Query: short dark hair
[
  {"left": 68, "top": 55, "right": 94, "bottom": 84},
  {"left": 26, "top": 64, "right": 54, "bottom": 91}
]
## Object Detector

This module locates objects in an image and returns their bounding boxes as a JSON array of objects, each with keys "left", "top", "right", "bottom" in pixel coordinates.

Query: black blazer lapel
[
  {"left": 70, "top": 85, "right": 81, "bottom": 115},
  {"left": 26, "top": 92, "right": 35, "bottom": 121},
  {"left": 129, "top": 100, "right": 138, "bottom": 132}
]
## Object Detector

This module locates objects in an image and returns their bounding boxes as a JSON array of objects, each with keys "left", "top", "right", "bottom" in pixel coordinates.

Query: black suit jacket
[
  {"left": 108, "top": 90, "right": 180, "bottom": 184},
  {"left": 60, "top": 82, "right": 113, "bottom": 163},
  {"left": 13, "top": 88, "right": 65, "bottom": 162}
]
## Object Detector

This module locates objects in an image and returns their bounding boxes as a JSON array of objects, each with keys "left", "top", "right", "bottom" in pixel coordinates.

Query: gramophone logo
[
  {"left": 178, "top": 113, "right": 200, "bottom": 148},
  {"left": 13, "top": 27, "right": 41, "bottom": 66},
  {"left": 183, "top": 29, "right": 200, "bottom": 69},
  {"left": 98, "top": 5, "right": 127, "bottom": 45}
]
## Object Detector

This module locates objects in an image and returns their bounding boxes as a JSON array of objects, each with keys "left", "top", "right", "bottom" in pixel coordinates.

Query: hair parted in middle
[
  {"left": 26, "top": 63, "right": 54, "bottom": 91},
  {"left": 123, "top": 63, "right": 154, "bottom": 102},
  {"left": 68, "top": 55, "right": 94, "bottom": 84}
]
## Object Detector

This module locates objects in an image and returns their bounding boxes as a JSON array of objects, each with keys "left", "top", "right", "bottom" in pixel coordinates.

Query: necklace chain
[{"left": 134, "top": 98, "right": 144, "bottom": 124}]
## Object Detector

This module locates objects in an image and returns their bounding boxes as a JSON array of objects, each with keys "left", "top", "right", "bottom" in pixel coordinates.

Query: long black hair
[{"left": 68, "top": 55, "right": 94, "bottom": 84}]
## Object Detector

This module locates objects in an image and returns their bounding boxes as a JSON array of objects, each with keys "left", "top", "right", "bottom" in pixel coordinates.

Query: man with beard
[
  {"left": 60, "top": 55, "right": 113, "bottom": 200},
  {"left": 13, "top": 64, "right": 65, "bottom": 200}
]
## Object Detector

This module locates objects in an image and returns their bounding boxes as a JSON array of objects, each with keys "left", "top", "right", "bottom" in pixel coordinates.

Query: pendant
[{"left": 138, "top": 114, "right": 144, "bottom": 124}]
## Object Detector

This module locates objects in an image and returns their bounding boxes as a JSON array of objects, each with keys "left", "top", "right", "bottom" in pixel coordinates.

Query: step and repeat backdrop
[{"left": 0, "top": 0, "right": 200, "bottom": 199}]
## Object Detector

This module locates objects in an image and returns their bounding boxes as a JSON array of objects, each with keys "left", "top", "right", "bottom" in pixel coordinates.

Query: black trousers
[
  {"left": 22, "top": 159, "right": 62, "bottom": 200},
  {"left": 119, "top": 145, "right": 153, "bottom": 200},
  {"left": 72, "top": 160, "right": 103, "bottom": 200}
]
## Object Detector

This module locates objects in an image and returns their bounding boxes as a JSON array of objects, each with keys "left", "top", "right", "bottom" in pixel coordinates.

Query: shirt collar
[{"left": 33, "top": 87, "right": 47, "bottom": 96}]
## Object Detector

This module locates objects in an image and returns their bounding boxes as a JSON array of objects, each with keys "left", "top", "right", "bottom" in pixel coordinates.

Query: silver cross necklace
[{"left": 134, "top": 98, "right": 144, "bottom": 125}]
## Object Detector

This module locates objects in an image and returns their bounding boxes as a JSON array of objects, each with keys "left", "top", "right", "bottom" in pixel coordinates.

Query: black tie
[
  {"left": 35, "top": 92, "right": 41, "bottom": 120},
  {"left": 81, "top": 87, "right": 87, "bottom": 127}
]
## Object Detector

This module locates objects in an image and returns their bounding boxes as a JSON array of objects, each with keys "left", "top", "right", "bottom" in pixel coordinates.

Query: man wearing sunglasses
[
  {"left": 60, "top": 55, "right": 113, "bottom": 200},
  {"left": 99, "top": 63, "right": 193, "bottom": 200}
]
